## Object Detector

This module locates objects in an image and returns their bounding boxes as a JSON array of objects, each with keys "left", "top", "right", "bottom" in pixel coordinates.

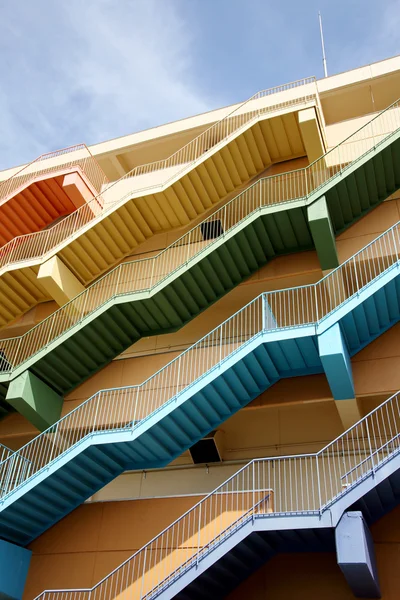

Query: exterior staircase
[
  {"left": 32, "top": 388, "right": 400, "bottom": 600},
  {"left": 0, "top": 221, "right": 400, "bottom": 545},
  {"left": 0, "top": 100, "right": 399, "bottom": 402},
  {"left": 0, "top": 78, "right": 318, "bottom": 330}
]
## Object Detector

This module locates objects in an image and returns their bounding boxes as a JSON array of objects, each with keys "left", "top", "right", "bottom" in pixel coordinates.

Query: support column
[
  {"left": 6, "top": 371, "right": 63, "bottom": 431},
  {"left": 307, "top": 196, "right": 339, "bottom": 271},
  {"left": 62, "top": 171, "right": 95, "bottom": 209},
  {"left": 0, "top": 539, "right": 31, "bottom": 600},
  {"left": 37, "top": 255, "right": 84, "bottom": 307},
  {"left": 298, "top": 107, "right": 325, "bottom": 163},
  {"left": 335, "top": 511, "right": 381, "bottom": 598},
  {"left": 318, "top": 323, "right": 354, "bottom": 399},
  {"left": 318, "top": 323, "right": 361, "bottom": 429}
]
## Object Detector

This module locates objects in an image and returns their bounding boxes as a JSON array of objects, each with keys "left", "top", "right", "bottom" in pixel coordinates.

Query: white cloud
[{"left": 0, "top": 0, "right": 214, "bottom": 170}]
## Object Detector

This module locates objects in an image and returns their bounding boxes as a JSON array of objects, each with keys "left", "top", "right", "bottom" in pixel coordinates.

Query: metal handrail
[
  {"left": 0, "top": 78, "right": 317, "bottom": 270},
  {"left": 0, "top": 95, "right": 400, "bottom": 376},
  {"left": 0, "top": 442, "right": 12, "bottom": 462},
  {"left": 0, "top": 217, "right": 399, "bottom": 505},
  {"left": 33, "top": 385, "right": 400, "bottom": 600}
]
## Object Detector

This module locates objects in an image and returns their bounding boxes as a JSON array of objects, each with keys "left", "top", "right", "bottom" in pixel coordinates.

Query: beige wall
[{"left": 227, "top": 504, "right": 400, "bottom": 600}]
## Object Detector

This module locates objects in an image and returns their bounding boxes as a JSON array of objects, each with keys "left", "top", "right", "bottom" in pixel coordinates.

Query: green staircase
[{"left": 0, "top": 99, "right": 399, "bottom": 409}]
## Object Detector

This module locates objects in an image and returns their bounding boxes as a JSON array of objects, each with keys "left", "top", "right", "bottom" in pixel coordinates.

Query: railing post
[
  {"left": 304, "top": 167, "right": 309, "bottom": 198},
  {"left": 365, "top": 419, "right": 376, "bottom": 475},
  {"left": 314, "top": 285, "right": 319, "bottom": 323},
  {"left": 115, "top": 264, "right": 122, "bottom": 296},
  {"left": 186, "top": 231, "right": 191, "bottom": 265},
  {"left": 353, "top": 256, "right": 360, "bottom": 295},
  {"left": 392, "top": 227, "right": 399, "bottom": 263},
  {"left": 92, "top": 393, "right": 101, "bottom": 433},
  {"left": 316, "top": 455, "right": 322, "bottom": 514},
  {"left": 45, "top": 314, "right": 56, "bottom": 349},
  {"left": 140, "top": 546, "right": 147, "bottom": 598},
  {"left": 175, "top": 357, "right": 181, "bottom": 396},
  {"left": 252, "top": 462, "right": 255, "bottom": 521},
  {"left": 150, "top": 257, "right": 156, "bottom": 289},
  {"left": 80, "top": 289, "right": 89, "bottom": 323},
  {"left": 196, "top": 504, "right": 202, "bottom": 566},
  {"left": 47, "top": 422, "right": 59, "bottom": 466},
  {"left": 13, "top": 337, "right": 23, "bottom": 370},
  {"left": 262, "top": 294, "right": 266, "bottom": 331}
]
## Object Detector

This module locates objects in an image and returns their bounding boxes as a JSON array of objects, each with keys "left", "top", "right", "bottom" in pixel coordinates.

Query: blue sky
[{"left": 0, "top": 0, "right": 399, "bottom": 170}]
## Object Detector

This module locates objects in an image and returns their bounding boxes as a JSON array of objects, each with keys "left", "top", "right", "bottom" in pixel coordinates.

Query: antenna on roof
[{"left": 318, "top": 11, "right": 328, "bottom": 77}]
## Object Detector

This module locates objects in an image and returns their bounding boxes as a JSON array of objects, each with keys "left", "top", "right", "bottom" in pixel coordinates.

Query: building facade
[{"left": 0, "top": 54, "right": 400, "bottom": 599}]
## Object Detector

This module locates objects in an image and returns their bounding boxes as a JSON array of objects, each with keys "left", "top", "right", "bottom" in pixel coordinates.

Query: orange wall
[
  {"left": 24, "top": 496, "right": 400, "bottom": 599},
  {"left": 226, "top": 505, "right": 400, "bottom": 600},
  {"left": 24, "top": 495, "right": 202, "bottom": 600}
]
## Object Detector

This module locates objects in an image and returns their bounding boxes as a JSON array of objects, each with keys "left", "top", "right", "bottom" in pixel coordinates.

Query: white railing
[
  {"left": 0, "top": 96, "right": 399, "bottom": 376},
  {"left": 0, "top": 78, "right": 316, "bottom": 271},
  {"left": 0, "top": 144, "right": 108, "bottom": 207},
  {"left": 0, "top": 442, "right": 31, "bottom": 495},
  {"left": 0, "top": 219, "right": 399, "bottom": 502},
  {"left": 33, "top": 388, "right": 400, "bottom": 600},
  {"left": 0, "top": 442, "right": 12, "bottom": 464}
]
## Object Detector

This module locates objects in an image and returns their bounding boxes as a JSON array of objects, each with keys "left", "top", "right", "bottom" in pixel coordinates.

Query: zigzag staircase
[
  {"left": 0, "top": 78, "right": 318, "bottom": 330},
  {"left": 1, "top": 221, "right": 400, "bottom": 545},
  {"left": 1, "top": 89, "right": 400, "bottom": 341},
  {"left": 33, "top": 388, "right": 400, "bottom": 600},
  {"left": 0, "top": 99, "right": 400, "bottom": 403}
]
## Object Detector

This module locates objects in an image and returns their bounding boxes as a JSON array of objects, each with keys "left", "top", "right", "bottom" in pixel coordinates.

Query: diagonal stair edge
[
  {"left": 0, "top": 104, "right": 399, "bottom": 397},
  {"left": 0, "top": 219, "right": 399, "bottom": 509}
]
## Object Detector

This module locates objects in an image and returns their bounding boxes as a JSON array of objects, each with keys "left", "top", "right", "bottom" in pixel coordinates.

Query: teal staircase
[
  {"left": 33, "top": 388, "right": 400, "bottom": 600},
  {"left": 0, "top": 221, "right": 400, "bottom": 545}
]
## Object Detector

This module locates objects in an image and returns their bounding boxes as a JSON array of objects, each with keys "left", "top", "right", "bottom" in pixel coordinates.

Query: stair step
[
  {"left": 372, "top": 153, "right": 388, "bottom": 198},
  {"left": 376, "top": 478, "right": 397, "bottom": 509},
  {"left": 43, "top": 477, "right": 85, "bottom": 504},
  {"left": 391, "top": 139, "right": 400, "bottom": 184},
  {"left": 75, "top": 453, "right": 115, "bottom": 480},
  {"left": 382, "top": 146, "right": 396, "bottom": 192},
  {"left": 2, "top": 505, "right": 46, "bottom": 530},
  {"left": 354, "top": 167, "right": 371, "bottom": 212},
  {"left": 364, "top": 163, "right": 378, "bottom": 201},
  {"left": 212, "top": 376, "right": 243, "bottom": 409},
  {"left": 362, "top": 487, "right": 385, "bottom": 521},
  {"left": 87, "top": 445, "right": 126, "bottom": 471},
  {"left": 189, "top": 394, "right": 222, "bottom": 426},
  {"left": 19, "top": 492, "right": 65, "bottom": 518},
  {"left": 201, "top": 384, "right": 232, "bottom": 416},
  {"left": 162, "top": 415, "right": 193, "bottom": 446},
  {"left": 232, "top": 361, "right": 262, "bottom": 396},
  {"left": 54, "top": 467, "right": 101, "bottom": 495},
  {"left": 29, "top": 486, "right": 74, "bottom": 511}
]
